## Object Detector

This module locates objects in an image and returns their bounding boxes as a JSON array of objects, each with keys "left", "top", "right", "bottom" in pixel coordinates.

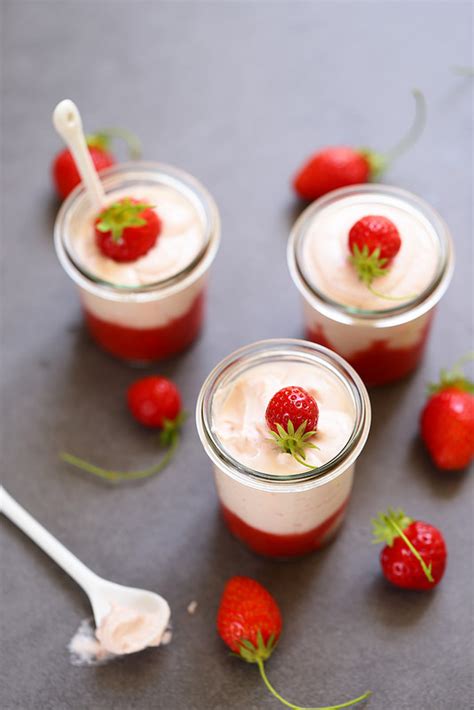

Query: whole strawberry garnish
[
  {"left": 60, "top": 376, "right": 186, "bottom": 483},
  {"left": 217, "top": 576, "right": 371, "bottom": 709},
  {"left": 52, "top": 128, "right": 141, "bottom": 200},
  {"left": 421, "top": 356, "right": 474, "bottom": 470},
  {"left": 265, "top": 386, "right": 319, "bottom": 468},
  {"left": 95, "top": 198, "right": 161, "bottom": 262},
  {"left": 372, "top": 508, "right": 447, "bottom": 590},
  {"left": 293, "top": 89, "right": 426, "bottom": 201}
]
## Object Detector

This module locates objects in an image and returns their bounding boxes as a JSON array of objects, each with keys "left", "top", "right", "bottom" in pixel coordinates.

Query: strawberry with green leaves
[
  {"left": 95, "top": 198, "right": 161, "bottom": 262},
  {"left": 372, "top": 508, "right": 447, "bottom": 591},
  {"left": 266, "top": 386, "right": 319, "bottom": 469},
  {"left": 52, "top": 128, "right": 141, "bottom": 199},
  {"left": 61, "top": 376, "right": 186, "bottom": 483},
  {"left": 420, "top": 355, "right": 474, "bottom": 470},
  {"left": 217, "top": 576, "right": 371, "bottom": 709}
]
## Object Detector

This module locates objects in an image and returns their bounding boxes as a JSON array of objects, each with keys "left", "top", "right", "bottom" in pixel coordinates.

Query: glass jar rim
[
  {"left": 54, "top": 161, "right": 220, "bottom": 301},
  {"left": 288, "top": 184, "right": 454, "bottom": 324},
  {"left": 196, "top": 339, "right": 371, "bottom": 490}
]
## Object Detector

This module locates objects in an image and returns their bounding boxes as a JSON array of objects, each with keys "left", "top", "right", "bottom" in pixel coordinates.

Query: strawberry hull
[
  {"left": 83, "top": 291, "right": 205, "bottom": 363},
  {"left": 221, "top": 499, "right": 348, "bottom": 558}
]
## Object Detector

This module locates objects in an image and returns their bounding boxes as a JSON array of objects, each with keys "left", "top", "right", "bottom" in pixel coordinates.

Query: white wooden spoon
[{"left": 0, "top": 487, "right": 170, "bottom": 650}]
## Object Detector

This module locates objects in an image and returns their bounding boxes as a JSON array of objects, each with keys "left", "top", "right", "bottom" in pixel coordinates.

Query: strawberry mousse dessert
[
  {"left": 288, "top": 185, "right": 454, "bottom": 386},
  {"left": 54, "top": 161, "right": 220, "bottom": 363},
  {"left": 196, "top": 339, "right": 371, "bottom": 558}
]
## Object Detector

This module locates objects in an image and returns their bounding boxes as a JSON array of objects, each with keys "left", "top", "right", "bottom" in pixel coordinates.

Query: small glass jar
[
  {"left": 54, "top": 162, "right": 220, "bottom": 364},
  {"left": 196, "top": 339, "right": 371, "bottom": 558},
  {"left": 287, "top": 185, "right": 454, "bottom": 386}
]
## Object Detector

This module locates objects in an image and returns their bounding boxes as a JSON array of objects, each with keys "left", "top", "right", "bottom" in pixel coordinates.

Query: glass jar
[
  {"left": 54, "top": 161, "right": 220, "bottom": 364},
  {"left": 196, "top": 339, "right": 371, "bottom": 558},
  {"left": 287, "top": 185, "right": 454, "bottom": 386}
]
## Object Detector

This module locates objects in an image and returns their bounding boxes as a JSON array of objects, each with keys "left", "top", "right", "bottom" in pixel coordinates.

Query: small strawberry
[
  {"left": 372, "top": 508, "right": 447, "bottom": 591},
  {"left": 217, "top": 576, "right": 371, "bottom": 709},
  {"left": 95, "top": 198, "right": 161, "bottom": 262},
  {"left": 265, "top": 386, "right": 319, "bottom": 468},
  {"left": 293, "top": 89, "right": 426, "bottom": 201},
  {"left": 127, "top": 376, "right": 182, "bottom": 429},
  {"left": 60, "top": 376, "right": 186, "bottom": 483},
  {"left": 52, "top": 128, "right": 141, "bottom": 200},
  {"left": 421, "top": 355, "right": 474, "bottom": 470}
]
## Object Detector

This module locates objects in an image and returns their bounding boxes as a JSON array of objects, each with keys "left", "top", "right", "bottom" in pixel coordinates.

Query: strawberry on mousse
[
  {"left": 288, "top": 185, "right": 454, "bottom": 385},
  {"left": 197, "top": 340, "right": 371, "bottom": 558}
]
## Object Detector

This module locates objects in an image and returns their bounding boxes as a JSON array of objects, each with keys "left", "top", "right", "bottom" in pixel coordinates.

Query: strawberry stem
[
  {"left": 383, "top": 89, "right": 426, "bottom": 166},
  {"left": 60, "top": 428, "right": 180, "bottom": 483},
  {"left": 257, "top": 660, "right": 371, "bottom": 710},
  {"left": 367, "top": 284, "right": 418, "bottom": 302},
  {"left": 269, "top": 420, "right": 318, "bottom": 470},
  {"left": 87, "top": 127, "right": 142, "bottom": 159}
]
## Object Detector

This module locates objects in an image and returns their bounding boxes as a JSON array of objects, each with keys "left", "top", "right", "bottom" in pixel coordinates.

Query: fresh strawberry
[
  {"left": 60, "top": 377, "right": 186, "bottom": 483},
  {"left": 217, "top": 576, "right": 371, "bottom": 709},
  {"left": 95, "top": 198, "right": 161, "bottom": 262},
  {"left": 293, "top": 147, "right": 371, "bottom": 201},
  {"left": 217, "top": 576, "right": 282, "bottom": 656},
  {"left": 293, "top": 89, "right": 426, "bottom": 201},
  {"left": 52, "top": 128, "right": 141, "bottom": 200},
  {"left": 348, "top": 214, "right": 400, "bottom": 285},
  {"left": 421, "top": 357, "right": 474, "bottom": 470},
  {"left": 372, "top": 508, "right": 447, "bottom": 590},
  {"left": 265, "top": 386, "right": 319, "bottom": 468},
  {"left": 127, "top": 376, "right": 182, "bottom": 429}
]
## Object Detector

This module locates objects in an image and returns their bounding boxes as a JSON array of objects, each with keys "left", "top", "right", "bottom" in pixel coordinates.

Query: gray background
[{"left": 1, "top": 1, "right": 473, "bottom": 709}]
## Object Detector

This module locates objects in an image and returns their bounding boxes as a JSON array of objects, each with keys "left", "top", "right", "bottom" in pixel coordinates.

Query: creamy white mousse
[
  {"left": 96, "top": 604, "right": 167, "bottom": 656},
  {"left": 69, "top": 184, "right": 206, "bottom": 287},
  {"left": 212, "top": 361, "right": 355, "bottom": 475},
  {"left": 301, "top": 192, "right": 440, "bottom": 311}
]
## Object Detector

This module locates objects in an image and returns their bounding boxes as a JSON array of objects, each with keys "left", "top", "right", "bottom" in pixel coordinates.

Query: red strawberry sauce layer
[
  {"left": 307, "top": 316, "right": 434, "bottom": 387},
  {"left": 221, "top": 499, "right": 348, "bottom": 558},
  {"left": 83, "top": 291, "right": 205, "bottom": 363}
]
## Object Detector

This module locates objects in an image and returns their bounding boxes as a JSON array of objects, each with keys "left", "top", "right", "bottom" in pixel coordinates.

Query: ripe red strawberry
[
  {"left": 420, "top": 358, "right": 474, "bottom": 470},
  {"left": 265, "top": 386, "right": 319, "bottom": 468},
  {"left": 95, "top": 198, "right": 161, "bottom": 262},
  {"left": 349, "top": 215, "right": 401, "bottom": 263},
  {"left": 127, "top": 376, "right": 182, "bottom": 429},
  {"left": 217, "top": 576, "right": 371, "bottom": 709},
  {"left": 292, "top": 89, "right": 426, "bottom": 201},
  {"left": 293, "top": 147, "right": 372, "bottom": 201},
  {"left": 52, "top": 128, "right": 141, "bottom": 200},
  {"left": 372, "top": 508, "right": 447, "bottom": 591},
  {"left": 53, "top": 144, "right": 115, "bottom": 200},
  {"left": 217, "top": 576, "right": 282, "bottom": 656},
  {"left": 60, "top": 377, "right": 185, "bottom": 482}
]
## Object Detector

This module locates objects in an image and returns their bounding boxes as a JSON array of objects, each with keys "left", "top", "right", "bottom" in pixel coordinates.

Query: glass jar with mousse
[
  {"left": 54, "top": 161, "right": 220, "bottom": 364},
  {"left": 196, "top": 339, "right": 371, "bottom": 558},
  {"left": 288, "top": 185, "right": 454, "bottom": 386}
]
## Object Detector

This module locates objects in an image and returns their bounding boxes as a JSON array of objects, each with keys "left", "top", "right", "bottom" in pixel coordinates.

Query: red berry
[
  {"left": 52, "top": 146, "right": 115, "bottom": 200},
  {"left": 266, "top": 386, "right": 319, "bottom": 435},
  {"left": 95, "top": 197, "right": 161, "bottom": 263},
  {"left": 421, "top": 387, "right": 474, "bottom": 470},
  {"left": 380, "top": 520, "right": 447, "bottom": 591},
  {"left": 293, "top": 147, "right": 371, "bottom": 201},
  {"left": 217, "top": 577, "right": 282, "bottom": 656},
  {"left": 127, "top": 376, "right": 181, "bottom": 428},
  {"left": 349, "top": 215, "right": 401, "bottom": 262}
]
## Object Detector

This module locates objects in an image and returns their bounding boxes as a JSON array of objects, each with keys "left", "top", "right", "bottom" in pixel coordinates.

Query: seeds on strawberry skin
[
  {"left": 95, "top": 198, "right": 161, "bottom": 262},
  {"left": 265, "top": 386, "right": 319, "bottom": 469},
  {"left": 372, "top": 508, "right": 447, "bottom": 590}
]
